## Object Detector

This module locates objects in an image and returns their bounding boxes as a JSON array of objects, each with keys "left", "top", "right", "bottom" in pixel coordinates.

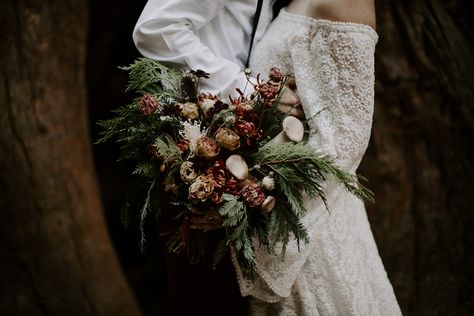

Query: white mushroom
[
  {"left": 225, "top": 155, "right": 249, "bottom": 180},
  {"left": 282, "top": 116, "right": 304, "bottom": 142},
  {"left": 261, "top": 196, "right": 276, "bottom": 214},
  {"left": 269, "top": 116, "right": 305, "bottom": 144}
]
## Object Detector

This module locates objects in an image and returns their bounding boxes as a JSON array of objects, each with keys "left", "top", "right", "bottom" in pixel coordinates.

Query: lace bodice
[{"left": 232, "top": 9, "right": 402, "bottom": 315}]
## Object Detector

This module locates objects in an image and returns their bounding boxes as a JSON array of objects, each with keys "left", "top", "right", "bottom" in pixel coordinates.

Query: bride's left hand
[{"left": 278, "top": 79, "right": 306, "bottom": 120}]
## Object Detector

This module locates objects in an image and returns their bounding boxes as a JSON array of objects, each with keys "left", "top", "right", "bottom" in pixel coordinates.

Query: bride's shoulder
[{"left": 287, "top": 0, "right": 376, "bottom": 30}]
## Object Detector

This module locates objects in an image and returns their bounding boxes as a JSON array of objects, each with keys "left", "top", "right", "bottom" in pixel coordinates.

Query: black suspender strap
[{"left": 245, "top": 0, "right": 264, "bottom": 68}]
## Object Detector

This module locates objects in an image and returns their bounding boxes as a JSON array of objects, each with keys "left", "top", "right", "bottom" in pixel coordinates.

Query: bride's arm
[{"left": 287, "top": 0, "right": 376, "bottom": 29}]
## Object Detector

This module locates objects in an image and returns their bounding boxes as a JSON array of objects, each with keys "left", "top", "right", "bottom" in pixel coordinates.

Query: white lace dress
[{"left": 232, "top": 9, "right": 402, "bottom": 316}]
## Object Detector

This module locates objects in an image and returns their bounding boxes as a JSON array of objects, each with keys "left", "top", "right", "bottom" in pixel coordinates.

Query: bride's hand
[
  {"left": 190, "top": 210, "right": 223, "bottom": 232},
  {"left": 278, "top": 78, "right": 306, "bottom": 120}
]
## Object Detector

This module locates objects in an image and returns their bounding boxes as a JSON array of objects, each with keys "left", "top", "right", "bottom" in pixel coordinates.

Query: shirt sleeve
[{"left": 133, "top": 0, "right": 252, "bottom": 98}]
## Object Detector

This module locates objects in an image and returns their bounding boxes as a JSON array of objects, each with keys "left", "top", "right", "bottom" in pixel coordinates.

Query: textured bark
[
  {"left": 0, "top": 1, "right": 142, "bottom": 315},
  {"left": 360, "top": 0, "right": 474, "bottom": 315}
]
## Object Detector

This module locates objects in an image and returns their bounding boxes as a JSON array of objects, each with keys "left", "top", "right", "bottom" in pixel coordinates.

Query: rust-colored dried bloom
[
  {"left": 225, "top": 176, "right": 241, "bottom": 195},
  {"left": 206, "top": 161, "right": 226, "bottom": 189},
  {"left": 234, "top": 119, "right": 258, "bottom": 138},
  {"left": 195, "top": 137, "right": 220, "bottom": 159},
  {"left": 268, "top": 67, "right": 283, "bottom": 83},
  {"left": 139, "top": 94, "right": 159, "bottom": 115},
  {"left": 188, "top": 175, "right": 215, "bottom": 202},
  {"left": 256, "top": 82, "right": 279, "bottom": 100},
  {"left": 214, "top": 127, "right": 240, "bottom": 151},
  {"left": 241, "top": 182, "right": 266, "bottom": 208},
  {"left": 180, "top": 102, "right": 199, "bottom": 120}
]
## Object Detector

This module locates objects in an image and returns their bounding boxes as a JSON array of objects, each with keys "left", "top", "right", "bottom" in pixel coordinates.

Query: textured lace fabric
[{"left": 232, "top": 9, "right": 402, "bottom": 315}]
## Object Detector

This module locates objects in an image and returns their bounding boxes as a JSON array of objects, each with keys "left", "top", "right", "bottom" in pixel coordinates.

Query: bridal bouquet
[{"left": 97, "top": 58, "right": 372, "bottom": 271}]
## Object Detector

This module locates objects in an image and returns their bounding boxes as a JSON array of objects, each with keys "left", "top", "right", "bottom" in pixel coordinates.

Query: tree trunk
[
  {"left": 0, "top": 1, "right": 142, "bottom": 315},
  {"left": 361, "top": 0, "right": 474, "bottom": 315}
]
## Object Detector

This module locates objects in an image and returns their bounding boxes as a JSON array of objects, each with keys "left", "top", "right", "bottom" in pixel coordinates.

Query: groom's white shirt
[{"left": 133, "top": 0, "right": 275, "bottom": 97}]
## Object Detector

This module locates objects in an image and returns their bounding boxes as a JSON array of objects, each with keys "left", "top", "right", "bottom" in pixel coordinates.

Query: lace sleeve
[{"left": 235, "top": 18, "right": 379, "bottom": 302}]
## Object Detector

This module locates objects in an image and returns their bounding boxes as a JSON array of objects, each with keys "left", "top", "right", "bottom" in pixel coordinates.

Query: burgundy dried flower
[
  {"left": 234, "top": 119, "right": 258, "bottom": 138},
  {"left": 206, "top": 160, "right": 227, "bottom": 189},
  {"left": 241, "top": 182, "right": 266, "bottom": 208},
  {"left": 139, "top": 94, "right": 159, "bottom": 115},
  {"left": 256, "top": 82, "right": 279, "bottom": 100},
  {"left": 225, "top": 176, "right": 241, "bottom": 195},
  {"left": 162, "top": 103, "right": 181, "bottom": 116}
]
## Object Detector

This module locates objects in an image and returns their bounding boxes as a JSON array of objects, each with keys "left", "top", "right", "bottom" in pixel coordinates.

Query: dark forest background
[{"left": 1, "top": 0, "right": 473, "bottom": 315}]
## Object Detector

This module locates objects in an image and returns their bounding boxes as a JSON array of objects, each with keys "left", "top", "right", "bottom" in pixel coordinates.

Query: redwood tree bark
[
  {"left": 0, "top": 1, "right": 142, "bottom": 315},
  {"left": 361, "top": 0, "right": 474, "bottom": 315}
]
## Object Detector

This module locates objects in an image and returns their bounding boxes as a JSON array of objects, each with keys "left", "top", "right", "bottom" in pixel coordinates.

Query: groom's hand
[{"left": 278, "top": 78, "right": 305, "bottom": 120}]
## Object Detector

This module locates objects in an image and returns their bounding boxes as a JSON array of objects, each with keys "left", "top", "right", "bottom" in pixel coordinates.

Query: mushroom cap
[
  {"left": 261, "top": 196, "right": 276, "bottom": 214},
  {"left": 282, "top": 116, "right": 304, "bottom": 142},
  {"left": 225, "top": 154, "right": 249, "bottom": 180}
]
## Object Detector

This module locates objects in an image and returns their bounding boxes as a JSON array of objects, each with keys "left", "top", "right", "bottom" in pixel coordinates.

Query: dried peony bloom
[
  {"left": 225, "top": 176, "right": 241, "bottom": 195},
  {"left": 206, "top": 161, "right": 226, "bottom": 189},
  {"left": 139, "top": 94, "right": 159, "bottom": 115},
  {"left": 180, "top": 102, "right": 199, "bottom": 120},
  {"left": 214, "top": 127, "right": 240, "bottom": 151},
  {"left": 180, "top": 161, "right": 199, "bottom": 183},
  {"left": 188, "top": 175, "right": 215, "bottom": 202},
  {"left": 241, "top": 182, "right": 266, "bottom": 208},
  {"left": 268, "top": 67, "right": 283, "bottom": 83},
  {"left": 196, "top": 137, "right": 220, "bottom": 159}
]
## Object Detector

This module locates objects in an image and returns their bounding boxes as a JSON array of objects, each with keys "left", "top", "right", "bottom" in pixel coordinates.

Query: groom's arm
[{"left": 133, "top": 0, "right": 250, "bottom": 98}]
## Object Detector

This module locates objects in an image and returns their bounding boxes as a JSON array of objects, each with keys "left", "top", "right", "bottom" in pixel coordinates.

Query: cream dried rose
[
  {"left": 214, "top": 127, "right": 240, "bottom": 151},
  {"left": 180, "top": 161, "right": 199, "bottom": 183},
  {"left": 180, "top": 102, "right": 199, "bottom": 120},
  {"left": 188, "top": 175, "right": 215, "bottom": 202},
  {"left": 195, "top": 137, "right": 220, "bottom": 159}
]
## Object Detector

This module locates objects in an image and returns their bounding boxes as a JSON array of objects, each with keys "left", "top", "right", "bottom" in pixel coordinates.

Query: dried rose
[
  {"left": 180, "top": 161, "right": 199, "bottom": 183},
  {"left": 241, "top": 182, "right": 266, "bottom": 208},
  {"left": 214, "top": 127, "right": 240, "bottom": 151},
  {"left": 225, "top": 176, "right": 241, "bottom": 195},
  {"left": 195, "top": 137, "right": 220, "bottom": 159},
  {"left": 234, "top": 119, "right": 258, "bottom": 137},
  {"left": 207, "top": 161, "right": 226, "bottom": 189},
  {"left": 188, "top": 175, "right": 215, "bottom": 201},
  {"left": 162, "top": 103, "right": 181, "bottom": 116},
  {"left": 268, "top": 67, "right": 283, "bottom": 83},
  {"left": 180, "top": 102, "right": 199, "bottom": 120},
  {"left": 139, "top": 94, "right": 159, "bottom": 115}
]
